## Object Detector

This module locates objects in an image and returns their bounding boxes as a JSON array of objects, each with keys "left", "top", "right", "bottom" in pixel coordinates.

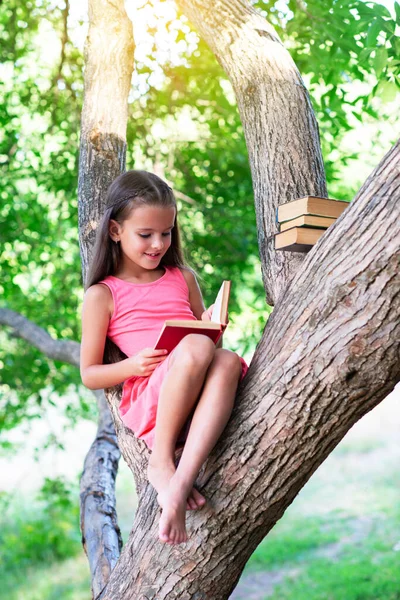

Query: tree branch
[
  {"left": 80, "top": 389, "right": 123, "bottom": 599},
  {"left": 0, "top": 307, "right": 80, "bottom": 366}
]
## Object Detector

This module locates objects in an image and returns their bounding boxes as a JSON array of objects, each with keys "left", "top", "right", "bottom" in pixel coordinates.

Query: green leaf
[
  {"left": 395, "top": 2, "right": 400, "bottom": 25},
  {"left": 373, "top": 47, "right": 389, "bottom": 77},
  {"left": 366, "top": 20, "right": 382, "bottom": 47},
  {"left": 359, "top": 48, "right": 372, "bottom": 64},
  {"left": 373, "top": 4, "right": 392, "bottom": 19},
  {"left": 376, "top": 80, "right": 399, "bottom": 102}
]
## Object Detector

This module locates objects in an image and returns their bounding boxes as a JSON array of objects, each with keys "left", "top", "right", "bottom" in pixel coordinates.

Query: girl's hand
[
  {"left": 201, "top": 304, "right": 215, "bottom": 321},
  {"left": 128, "top": 348, "right": 168, "bottom": 377},
  {"left": 201, "top": 304, "right": 229, "bottom": 326}
]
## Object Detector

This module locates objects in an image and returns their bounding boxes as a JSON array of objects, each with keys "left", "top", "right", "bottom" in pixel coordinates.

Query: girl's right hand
[{"left": 128, "top": 348, "right": 168, "bottom": 377}]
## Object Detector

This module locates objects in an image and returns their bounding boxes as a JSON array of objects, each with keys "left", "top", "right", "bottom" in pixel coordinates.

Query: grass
[
  {"left": 246, "top": 516, "right": 344, "bottom": 570},
  {"left": 5, "top": 553, "right": 91, "bottom": 600}
]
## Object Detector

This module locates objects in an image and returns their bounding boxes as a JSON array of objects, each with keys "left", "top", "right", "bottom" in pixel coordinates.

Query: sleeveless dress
[{"left": 99, "top": 266, "right": 248, "bottom": 450}]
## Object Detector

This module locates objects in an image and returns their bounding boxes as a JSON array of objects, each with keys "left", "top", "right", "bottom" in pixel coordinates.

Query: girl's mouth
[{"left": 145, "top": 252, "right": 161, "bottom": 260}]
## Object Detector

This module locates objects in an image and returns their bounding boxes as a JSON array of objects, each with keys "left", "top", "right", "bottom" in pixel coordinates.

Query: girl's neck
[{"left": 113, "top": 265, "right": 166, "bottom": 284}]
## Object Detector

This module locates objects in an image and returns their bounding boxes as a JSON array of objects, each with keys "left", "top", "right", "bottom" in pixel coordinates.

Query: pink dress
[{"left": 99, "top": 266, "right": 248, "bottom": 450}]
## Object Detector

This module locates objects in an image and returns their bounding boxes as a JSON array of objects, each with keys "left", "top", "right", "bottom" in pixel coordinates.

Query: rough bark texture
[
  {"left": 96, "top": 140, "right": 400, "bottom": 600},
  {"left": 78, "top": 0, "right": 134, "bottom": 286},
  {"left": 80, "top": 390, "right": 123, "bottom": 599},
  {"left": 176, "top": 0, "right": 327, "bottom": 306}
]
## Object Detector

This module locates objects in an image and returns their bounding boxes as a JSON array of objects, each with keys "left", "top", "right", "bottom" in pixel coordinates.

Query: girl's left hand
[
  {"left": 201, "top": 304, "right": 229, "bottom": 325},
  {"left": 201, "top": 304, "right": 214, "bottom": 321}
]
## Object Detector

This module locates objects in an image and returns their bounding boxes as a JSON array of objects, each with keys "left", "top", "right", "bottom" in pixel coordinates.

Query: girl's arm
[
  {"left": 80, "top": 285, "right": 167, "bottom": 389},
  {"left": 181, "top": 269, "right": 206, "bottom": 320}
]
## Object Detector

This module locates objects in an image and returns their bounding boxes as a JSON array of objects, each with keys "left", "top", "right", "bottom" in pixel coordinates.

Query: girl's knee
[
  {"left": 175, "top": 334, "right": 215, "bottom": 367},
  {"left": 214, "top": 349, "right": 242, "bottom": 379}
]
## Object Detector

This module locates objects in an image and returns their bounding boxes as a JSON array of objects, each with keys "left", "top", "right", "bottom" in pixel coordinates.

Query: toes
[
  {"left": 159, "top": 517, "right": 172, "bottom": 544},
  {"left": 187, "top": 496, "right": 197, "bottom": 511},
  {"left": 191, "top": 488, "right": 206, "bottom": 508}
]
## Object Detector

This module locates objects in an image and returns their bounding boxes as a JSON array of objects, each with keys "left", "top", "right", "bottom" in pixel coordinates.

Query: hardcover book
[
  {"left": 280, "top": 214, "right": 337, "bottom": 232},
  {"left": 277, "top": 196, "right": 349, "bottom": 224},
  {"left": 154, "top": 281, "right": 231, "bottom": 353},
  {"left": 274, "top": 227, "right": 324, "bottom": 252}
]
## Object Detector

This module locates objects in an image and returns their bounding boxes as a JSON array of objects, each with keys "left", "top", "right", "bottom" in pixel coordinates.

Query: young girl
[{"left": 80, "top": 170, "right": 248, "bottom": 546}]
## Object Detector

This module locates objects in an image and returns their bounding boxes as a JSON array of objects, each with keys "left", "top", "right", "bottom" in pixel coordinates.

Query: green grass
[
  {"left": 270, "top": 542, "right": 400, "bottom": 600},
  {"left": 4, "top": 554, "right": 90, "bottom": 600},
  {"left": 0, "top": 477, "right": 84, "bottom": 600},
  {"left": 247, "top": 516, "right": 344, "bottom": 570}
]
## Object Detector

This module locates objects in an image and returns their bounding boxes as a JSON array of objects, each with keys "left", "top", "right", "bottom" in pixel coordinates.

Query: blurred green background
[{"left": 0, "top": 0, "right": 399, "bottom": 598}]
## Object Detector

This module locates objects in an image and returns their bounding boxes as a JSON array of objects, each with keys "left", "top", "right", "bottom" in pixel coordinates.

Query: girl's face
[{"left": 109, "top": 204, "right": 176, "bottom": 271}]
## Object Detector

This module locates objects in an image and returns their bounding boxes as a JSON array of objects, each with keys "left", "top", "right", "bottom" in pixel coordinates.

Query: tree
[
  {"left": 76, "top": 0, "right": 399, "bottom": 598},
  {"left": 1, "top": 0, "right": 399, "bottom": 597}
]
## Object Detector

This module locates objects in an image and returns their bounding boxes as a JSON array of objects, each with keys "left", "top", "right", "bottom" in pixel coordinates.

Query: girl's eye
[{"left": 138, "top": 232, "right": 172, "bottom": 238}]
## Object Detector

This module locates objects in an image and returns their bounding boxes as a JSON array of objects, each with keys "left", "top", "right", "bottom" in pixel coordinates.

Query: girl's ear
[{"left": 109, "top": 219, "right": 122, "bottom": 242}]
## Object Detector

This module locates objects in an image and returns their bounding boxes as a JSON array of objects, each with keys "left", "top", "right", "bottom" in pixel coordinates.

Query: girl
[{"left": 80, "top": 170, "right": 248, "bottom": 546}]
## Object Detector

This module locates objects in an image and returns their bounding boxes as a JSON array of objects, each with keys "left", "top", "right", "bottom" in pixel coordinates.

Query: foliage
[
  {"left": 0, "top": 0, "right": 86, "bottom": 434},
  {"left": 0, "top": 476, "right": 81, "bottom": 593},
  {"left": 255, "top": 0, "right": 400, "bottom": 195}
]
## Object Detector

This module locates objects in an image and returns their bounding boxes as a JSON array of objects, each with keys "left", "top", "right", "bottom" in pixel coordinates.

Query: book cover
[
  {"left": 277, "top": 196, "right": 348, "bottom": 224},
  {"left": 280, "top": 215, "right": 336, "bottom": 232},
  {"left": 274, "top": 227, "right": 324, "bottom": 252},
  {"left": 154, "top": 281, "right": 230, "bottom": 353}
]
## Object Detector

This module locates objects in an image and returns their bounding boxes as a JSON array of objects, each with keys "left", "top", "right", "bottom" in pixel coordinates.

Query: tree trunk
[
  {"left": 176, "top": 0, "right": 327, "bottom": 306},
  {"left": 96, "top": 140, "right": 400, "bottom": 600},
  {"left": 76, "top": 0, "right": 400, "bottom": 598},
  {"left": 78, "top": 0, "right": 134, "bottom": 285}
]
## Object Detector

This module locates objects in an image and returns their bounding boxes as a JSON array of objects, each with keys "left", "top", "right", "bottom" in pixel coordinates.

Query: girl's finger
[
  {"left": 144, "top": 355, "right": 168, "bottom": 366},
  {"left": 142, "top": 348, "right": 168, "bottom": 357}
]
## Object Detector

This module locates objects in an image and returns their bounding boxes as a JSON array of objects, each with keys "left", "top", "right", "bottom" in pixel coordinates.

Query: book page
[{"left": 211, "top": 281, "right": 230, "bottom": 323}]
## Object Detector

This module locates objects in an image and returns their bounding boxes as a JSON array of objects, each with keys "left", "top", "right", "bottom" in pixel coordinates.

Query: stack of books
[{"left": 274, "top": 196, "right": 349, "bottom": 252}]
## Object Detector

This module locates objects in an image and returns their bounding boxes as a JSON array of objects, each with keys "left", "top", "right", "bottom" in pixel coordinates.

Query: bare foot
[
  {"left": 158, "top": 475, "right": 189, "bottom": 545},
  {"left": 148, "top": 458, "right": 206, "bottom": 511}
]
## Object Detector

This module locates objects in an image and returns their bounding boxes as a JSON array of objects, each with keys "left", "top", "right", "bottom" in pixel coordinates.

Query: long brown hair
[{"left": 85, "top": 170, "right": 187, "bottom": 291}]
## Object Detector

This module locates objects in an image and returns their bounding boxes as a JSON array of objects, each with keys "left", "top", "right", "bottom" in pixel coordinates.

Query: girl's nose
[{"left": 151, "top": 238, "right": 164, "bottom": 251}]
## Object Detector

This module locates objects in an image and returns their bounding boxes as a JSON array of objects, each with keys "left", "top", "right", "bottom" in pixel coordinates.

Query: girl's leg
[
  {"left": 147, "top": 334, "right": 216, "bottom": 510},
  {"left": 157, "top": 348, "right": 243, "bottom": 545}
]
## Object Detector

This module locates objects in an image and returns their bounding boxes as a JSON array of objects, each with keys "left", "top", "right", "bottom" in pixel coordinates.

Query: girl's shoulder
[
  {"left": 83, "top": 283, "right": 113, "bottom": 319},
  {"left": 176, "top": 266, "right": 197, "bottom": 287},
  {"left": 175, "top": 267, "right": 202, "bottom": 300}
]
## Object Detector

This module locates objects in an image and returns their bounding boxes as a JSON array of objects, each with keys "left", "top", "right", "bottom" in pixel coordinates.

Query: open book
[{"left": 154, "top": 281, "right": 231, "bottom": 353}]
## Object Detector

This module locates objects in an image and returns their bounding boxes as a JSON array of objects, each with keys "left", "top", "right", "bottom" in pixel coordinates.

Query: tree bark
[
  {"left": 96, "top": 140, "right": 400, "bottom": 600},
  {"left": 0, "top": 308, "right": 80, "bottom": 365},
  {"left": 77, "top": 0, "right": 134, "bottom": 285},
  {"left": 176, "top": 0, "right": 327, "bottom": 306},
  {"left": 80, "top": 390, "right": 123, "bottom": 599}
]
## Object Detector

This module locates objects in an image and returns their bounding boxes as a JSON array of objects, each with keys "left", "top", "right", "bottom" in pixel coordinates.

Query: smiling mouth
[{"left": 145, "top": 253, "right": 161, "bottom": 257}]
